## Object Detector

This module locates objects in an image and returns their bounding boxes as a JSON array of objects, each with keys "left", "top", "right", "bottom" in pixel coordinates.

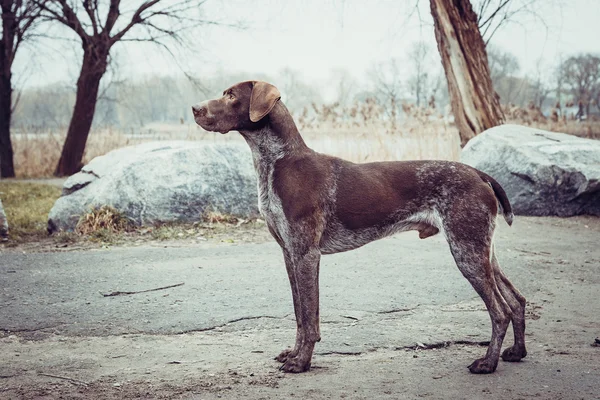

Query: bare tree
[
  {"left": 35, "top": 0, "right": 215, "bottom": 176},
  {"left": 277, "top": 67, "right": 322, "bottom": 112},
  {"left": 553, "top": 54, "right": 565, "bottom": 112},
  {"left": 329, "top": 68, "right": 357, "bottom": 107},
  {"left": 486, "top": 45, "right": 522, "bottom": 104},
  {"left": 368, "top": 58, "right": 403, "bottom": 121},
  {"left": 407, "top": 41, "right": 432, "bottom": 107},
  {"left": 430, "top": 0, "right": 504, "bottom": 145},
  {"left": 560, "top": 54, "right": 600, "bottom": 117},
  {"left": 1, "top": 0, "right": 42, "bottom": 178},
  {"left": 529, "top": 58, "right": 550, "bottom": 109},
  {"left": 487, "top": 45, "right": 519, "bottom": 83}
]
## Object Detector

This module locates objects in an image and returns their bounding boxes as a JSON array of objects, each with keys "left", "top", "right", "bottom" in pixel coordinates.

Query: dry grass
[
  {"left": 303, "top": 123, "right": 460, "bottom": 163},
  {"left": 502, "top": 103, "right": 600, "bottom": 139},
  {"left": 12, "top": 128, "right": 135, "bottom": 178},
  {"left": 75, "top": 205, "right": 134, "bottom": 236},
  {"left": 0, "top": 181, "right": 62, "bottom": 241},
  {"left": 202, "top": 209, "right": 243, "bottom": 225},
  {"left": 298, "top": 100, "right": 461, "bottom": 162},
  {"left": 10, "top": 106, "right": 461, "bottom": 178},
  {"left": 507, "top": 119, "right": 600, "bottom": 139},
  {"left": 10, "top": 101, "right": 600, "bottom": 179}
]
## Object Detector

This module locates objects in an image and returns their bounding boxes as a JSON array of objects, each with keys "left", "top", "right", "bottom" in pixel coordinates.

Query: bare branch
[
  {"left": 3, "top": 1, "right": 44, "bottom": 66},
  {"left": 83, "top": 0, "right": 99, "bottom": 35},
  {"left": 104, "top": 0, "right": 121, "bottom": 34},
  {"left": 109, "top": 0, "right": 161, "bottom": 44},
  {"left": 478, "top": 0, "right": 511, "bottom": 30},
  {"left": 35, "top": 0, "right": 89, "bottom": 40},
  {"left": 476, "top": 0, "right": 548, "bottom": 43}
]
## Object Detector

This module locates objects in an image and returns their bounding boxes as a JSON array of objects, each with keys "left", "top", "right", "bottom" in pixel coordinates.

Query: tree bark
[
  {"left": 54, "top": 48, "right": 107, "bottom": 176},
  {"left": 430, "top": 0, "right": 504, "bottom": 146},
  {"left": 0, "top": 2, "right": 16, "bottom": 178},
  {"left": 0, "top": 72, "right": 13, "bottom": 178}
]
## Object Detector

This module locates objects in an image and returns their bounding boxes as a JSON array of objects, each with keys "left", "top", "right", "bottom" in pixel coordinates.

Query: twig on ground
[
  {"left": 377, "top": 305, "right": 420, "bottom": 314},
  {"left": 101, "top": 282, "right": 184, "bottom": 297},
  {"left": 38, "top": 372, "right": 88, "bottom": 386},
  {"left": 398, "top": 340, "right": 490, "bottom": 351},
  {"left": 514, "top": 248, "right": 551, "bottom": 256},
  {"left": 317, "top": 351, "right": 363, "bottom": 356}
]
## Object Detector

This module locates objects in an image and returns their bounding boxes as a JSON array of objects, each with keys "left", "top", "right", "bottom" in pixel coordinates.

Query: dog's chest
[{"left": 255, "top": 163, "right": 290, "bottom": 242}]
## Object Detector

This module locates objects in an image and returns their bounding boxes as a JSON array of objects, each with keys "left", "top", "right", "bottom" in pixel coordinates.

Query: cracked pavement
[{"left": 1, "top": 216, "right": 599, "bottom": 399}]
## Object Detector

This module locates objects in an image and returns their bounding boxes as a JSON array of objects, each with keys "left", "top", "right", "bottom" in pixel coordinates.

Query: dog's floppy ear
[{"left": 249, "top": 81, "right": 281, "bottom": 122}]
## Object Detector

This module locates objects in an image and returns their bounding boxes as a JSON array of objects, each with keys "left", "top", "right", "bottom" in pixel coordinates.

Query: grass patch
[{"left": 0, "top": 181, "right": 61, "bottom": 241}]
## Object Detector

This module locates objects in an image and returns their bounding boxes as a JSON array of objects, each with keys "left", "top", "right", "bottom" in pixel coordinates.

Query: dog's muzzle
[{"left": 192, "top": 103, "right": 208, "bottom": 118}]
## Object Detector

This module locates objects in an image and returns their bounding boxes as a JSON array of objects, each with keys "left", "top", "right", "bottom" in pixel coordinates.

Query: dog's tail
[{"left": 477, "top": 170, "right": 514, "bottom": 226}]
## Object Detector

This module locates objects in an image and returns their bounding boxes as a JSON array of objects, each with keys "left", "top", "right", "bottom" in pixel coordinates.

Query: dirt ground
[{"left": 1, "top": 216, "right": 599, "bottom": 399}]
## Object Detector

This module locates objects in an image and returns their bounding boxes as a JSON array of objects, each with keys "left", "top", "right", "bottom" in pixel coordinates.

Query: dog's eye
[{"left": 228, "top": 93, "right": 235, "bottom": 100}]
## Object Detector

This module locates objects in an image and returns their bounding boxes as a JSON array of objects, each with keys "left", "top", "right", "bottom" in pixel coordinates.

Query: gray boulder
[
  {"left": 48, "top": 141, "right": 258, "bottom": 233},
  {"left": 0, "top": 198, "right": 8, "bottom": 240},
  {"left": 462, "top": 124, "right": 600, "bottom": 217}
]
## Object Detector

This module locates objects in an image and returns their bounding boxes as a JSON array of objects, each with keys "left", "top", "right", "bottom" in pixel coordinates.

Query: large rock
[
  {"left": 48, "top": 141, "right": 258, "bottom": 233},
  {"left": 0, "top": 198, "right": 8, "bottom": 240},
  {"left": 462, "top": 124, "right": 600, "bottom": 217}
]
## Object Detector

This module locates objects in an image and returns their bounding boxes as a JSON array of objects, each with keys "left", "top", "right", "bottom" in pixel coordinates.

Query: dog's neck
[
  {"left": 239, "top": 101, "right": 309, "bottom": 165},
  {"left": 239, "top": 102, "right": 309, "bottom": 212}
]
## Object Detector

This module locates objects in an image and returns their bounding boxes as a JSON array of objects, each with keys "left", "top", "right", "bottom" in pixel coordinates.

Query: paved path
[{"left": 0, "top": 217, "right": 599, "bottom": 399}]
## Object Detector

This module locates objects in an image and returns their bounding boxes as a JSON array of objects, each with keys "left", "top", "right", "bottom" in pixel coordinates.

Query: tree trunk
[
  {"left": 1, "top": 2, "right": 16, "bottom": 178},
  {"left": 0, "top": 73, "right": 13, "bottom": 178},
  {"left": 585, "top": 102, "right": 590, "bottom": 118},
  {"left": 54, "top": 49, "right": 107, "bottom": 176},
  {"left": 430, "top": 0, "right": 504, "bottom": 146}
]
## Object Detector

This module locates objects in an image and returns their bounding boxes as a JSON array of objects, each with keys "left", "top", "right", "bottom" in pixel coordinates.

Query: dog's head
[{"left": 192, "top": 81, "right": 281, "bottom": 133}]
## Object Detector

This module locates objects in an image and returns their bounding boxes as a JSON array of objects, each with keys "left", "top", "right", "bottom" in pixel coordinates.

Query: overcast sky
[{"left": 12, "top": 0, "right": 600, "bottom": 96}]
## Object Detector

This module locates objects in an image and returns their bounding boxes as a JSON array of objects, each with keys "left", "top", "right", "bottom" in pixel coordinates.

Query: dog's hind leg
[
  {"left": 445, "top": 217, "right": 512, "bottom": 374},
  {"left": 491, "top": 248, "right": 528, "bottom": 362}
]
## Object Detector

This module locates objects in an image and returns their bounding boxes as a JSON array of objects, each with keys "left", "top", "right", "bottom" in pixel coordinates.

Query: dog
[{"left": 192, "top": 81, "right": 527, "bottom": 374}]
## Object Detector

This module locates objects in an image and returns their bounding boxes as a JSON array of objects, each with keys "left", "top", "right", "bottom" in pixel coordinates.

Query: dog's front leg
[
  {"left": 275, "top": 249, "right": 304, "bottom": 363},
  {"left": 280, "top": 247, "right": 321, "bottom": 373}
]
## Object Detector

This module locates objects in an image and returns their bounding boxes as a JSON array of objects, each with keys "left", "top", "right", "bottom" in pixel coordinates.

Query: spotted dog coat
[{"left": 192, "top": 81, "right": 527, "bottom": 374}]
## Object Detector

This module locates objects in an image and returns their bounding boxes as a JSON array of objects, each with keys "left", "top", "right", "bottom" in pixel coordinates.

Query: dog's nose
[{"left": 192, "top": 104, "right": 206, "bottom": 117}]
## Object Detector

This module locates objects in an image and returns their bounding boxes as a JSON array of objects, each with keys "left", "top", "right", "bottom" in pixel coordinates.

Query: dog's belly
[
  {"left": 319, "top": 218, "right": 414, "bottom": 255},
  {"left": 319, "top": 209, "right": 442, "bottom": 255}
]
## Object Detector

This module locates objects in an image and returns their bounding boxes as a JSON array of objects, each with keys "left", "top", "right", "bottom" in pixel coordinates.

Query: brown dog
[{"left": 192, "top": 81, "right": 527, "bottom": 374}]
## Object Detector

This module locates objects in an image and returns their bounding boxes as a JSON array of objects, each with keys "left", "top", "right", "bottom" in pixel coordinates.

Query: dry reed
[{"left": 9, "top": 101, "right": 599, "bottom": 179}]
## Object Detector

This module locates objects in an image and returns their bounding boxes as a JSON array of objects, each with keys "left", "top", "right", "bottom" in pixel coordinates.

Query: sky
[{"left": 12, "top": 0, "right": 600, "bottom": 98}]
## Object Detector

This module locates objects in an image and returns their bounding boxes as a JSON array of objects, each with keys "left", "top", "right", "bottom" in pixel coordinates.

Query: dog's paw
[
  {"left": 468, "top": 358, "right": 497, "bottom": 374},
  {"left": 275, "top": 348, "right": 295, "bottom": 363},
  {"left": 501, "top": 345, "right": 527, "bottom": 362},
  {"left": 279, "top": 357, "right": 311, "bottom": 373}
]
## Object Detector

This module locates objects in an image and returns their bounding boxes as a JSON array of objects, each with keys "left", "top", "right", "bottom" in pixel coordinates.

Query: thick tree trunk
[
  {"left": 1, "top": 2, "right": 16, "bottom": 178},
  {"left": 0, "top": 73, "right": 13, "bottom": 178},
  {"left": 430, "top": 0, "right": 504, "bottom": 146},
  {"left": 54, "top": 50, "right": 107, "bottom": 176}
]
